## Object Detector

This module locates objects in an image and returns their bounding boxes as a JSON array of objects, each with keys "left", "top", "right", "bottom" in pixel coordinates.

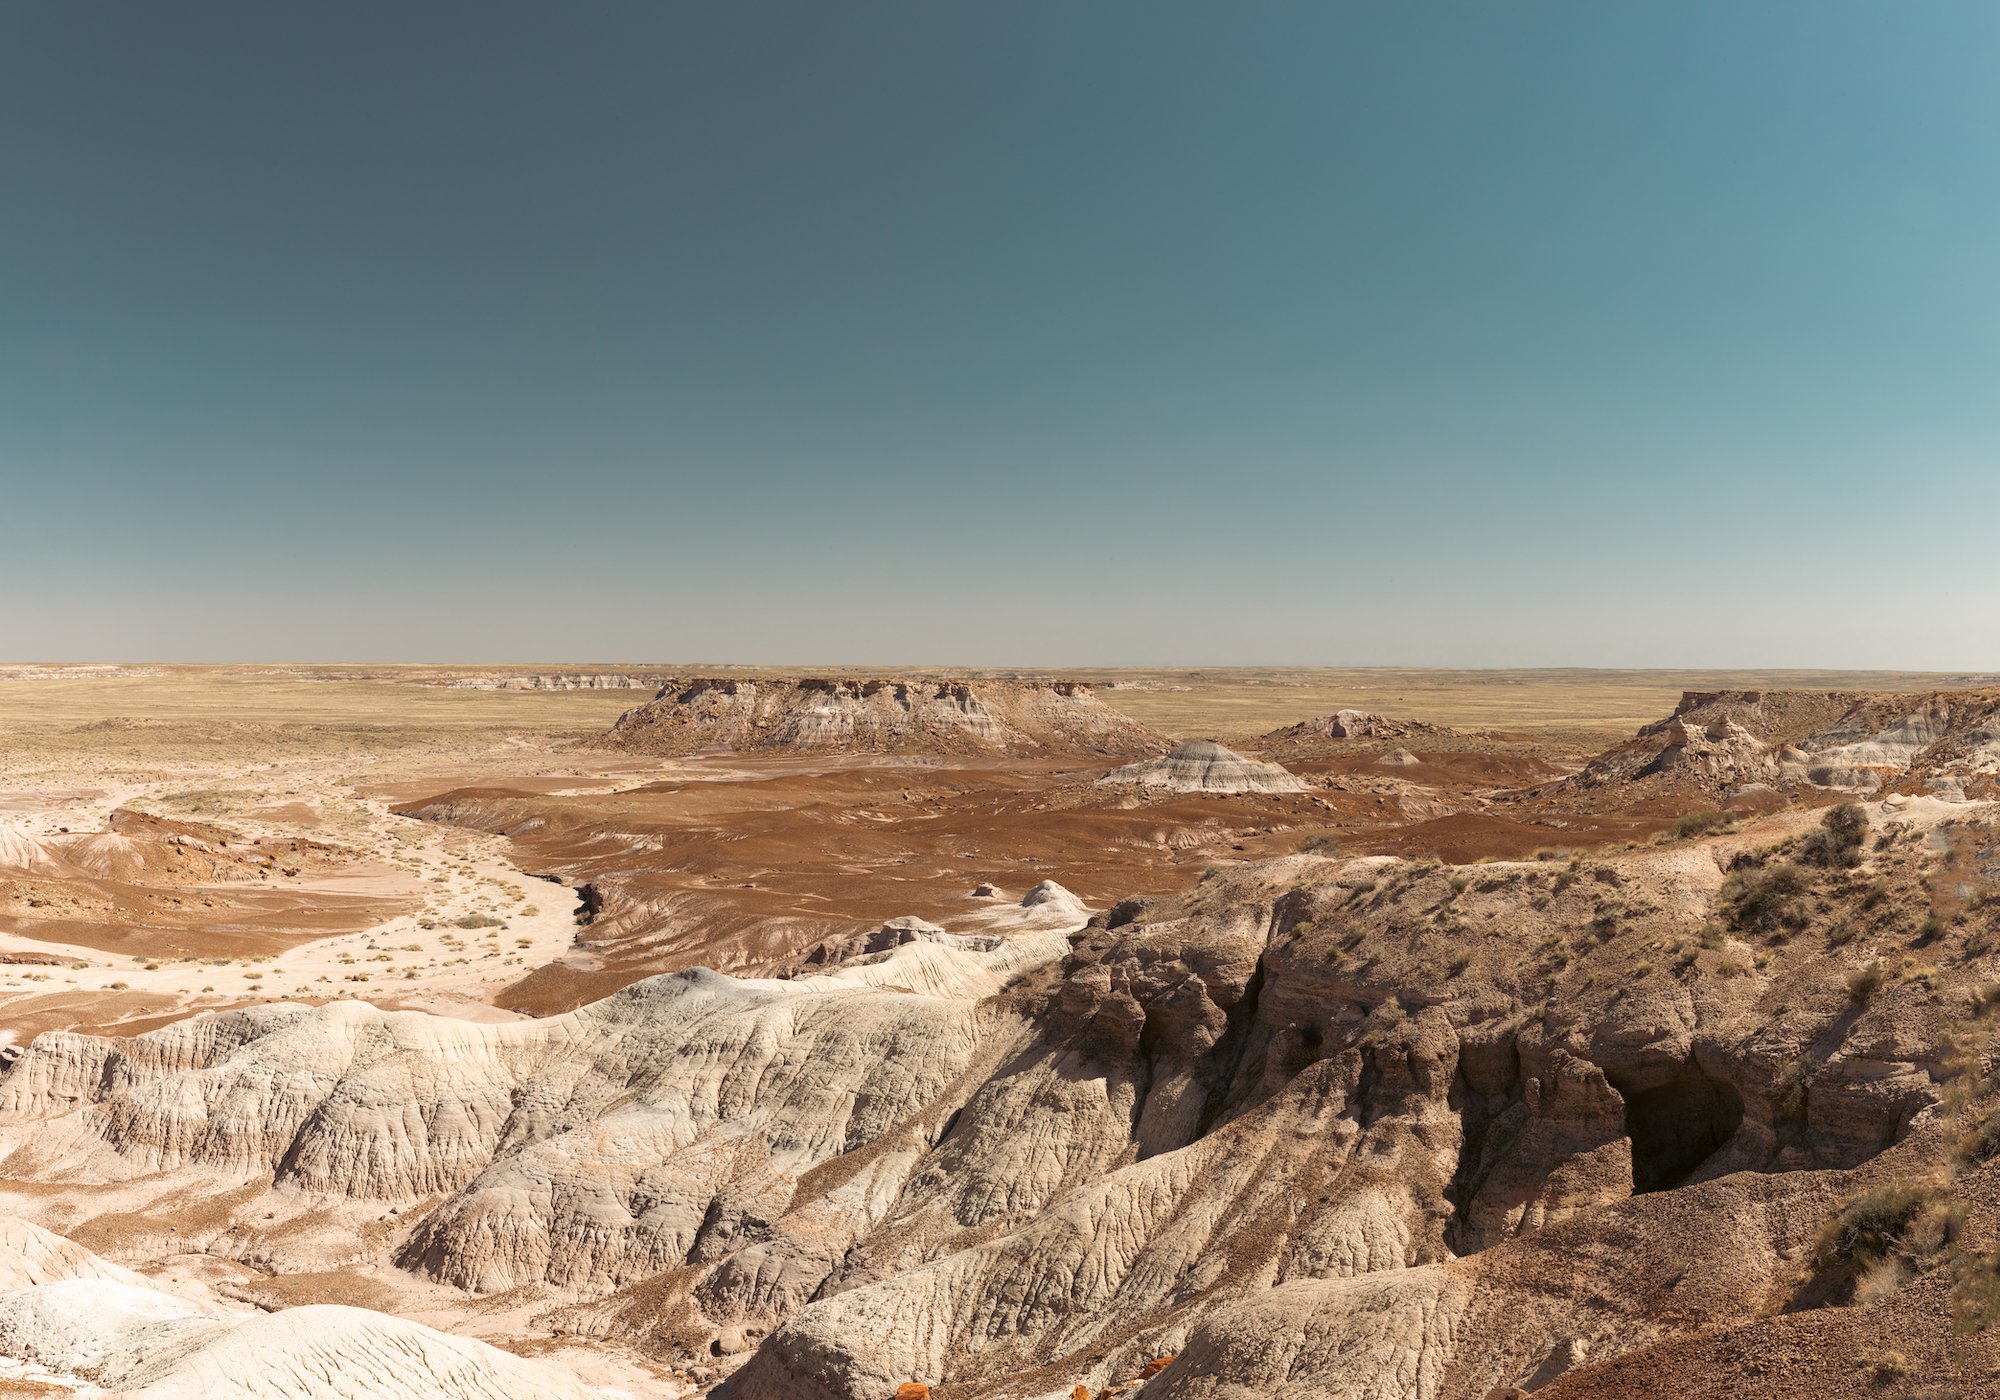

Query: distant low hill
[{"left": 598, "top": 676, "right": 1169, "bottom": 758}]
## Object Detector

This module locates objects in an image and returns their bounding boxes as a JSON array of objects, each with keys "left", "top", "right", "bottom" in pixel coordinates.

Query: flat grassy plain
[
  {"left": 1077, "top": 667, "right": 2000, "bottom": 745},
  {"left": 0, "top": 667, "right": 637, "bottom": 780},
  {"left": 6, "top": 665, "right": 2000, "bottom": 767}
]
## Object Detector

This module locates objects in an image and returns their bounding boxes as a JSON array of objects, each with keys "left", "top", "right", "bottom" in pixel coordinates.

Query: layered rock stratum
[
  {"left": 1571, "top": 688, "right": 2000, "bottom": 800},
  {"left": 0, "top": 1216, "right": 596, "bottom": 1398},
  {"left": 600, "top": 677, "right": 1167, "bottom": 757},
  {"left": 1101, "top": 739, "right": 1309, "bottom": 794}
]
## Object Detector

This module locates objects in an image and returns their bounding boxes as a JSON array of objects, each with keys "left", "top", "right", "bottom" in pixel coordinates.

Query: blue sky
[{"left": 4, "top": 2, "right": 1998, "bottom": 664}]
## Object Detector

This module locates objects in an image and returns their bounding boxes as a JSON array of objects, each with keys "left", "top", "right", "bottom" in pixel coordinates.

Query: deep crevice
[{"left": 1614, "top": 1067, "right": 1744, "bottom": 1193}]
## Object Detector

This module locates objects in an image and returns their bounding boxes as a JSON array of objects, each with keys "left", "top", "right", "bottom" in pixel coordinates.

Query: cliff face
[{"left": 598, "top": 677, "right": 1168, "bottom": 757}]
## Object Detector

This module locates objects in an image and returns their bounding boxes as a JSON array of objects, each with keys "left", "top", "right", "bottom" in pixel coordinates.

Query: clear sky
[{"left": 4, "top": 2, "right": 1997, "bottom": 666}]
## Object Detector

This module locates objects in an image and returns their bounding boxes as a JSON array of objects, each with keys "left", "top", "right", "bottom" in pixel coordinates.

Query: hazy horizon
[{"left": 7, "top": 3, "right": 1999, "bottom": 668}]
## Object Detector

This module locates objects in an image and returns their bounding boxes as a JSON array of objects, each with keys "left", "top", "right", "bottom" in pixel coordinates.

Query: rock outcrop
[
  {"left": 1101, "top": 740, "right": 1308, "bottom": 794},
  {"left": 0, "top": 801, "right": 1977, "bottom": 1397},
  {"left": 448, "top": 673, "right": 668, "bottom": 690},
  {"left": 1573, "top": 688, "right": 2000, "bottom": 797},
  {"left": 600, "top": 677, "right": 1168, "bottom": 758},
  {"left": 1258, "top": 708, "right": 1450, "bottom": 753}
]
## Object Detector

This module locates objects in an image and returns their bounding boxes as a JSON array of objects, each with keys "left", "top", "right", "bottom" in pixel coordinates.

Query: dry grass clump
[
  {"left": 1955, "top": 1110, "right": 2000, "bottom": 1166},
  {"left": 1812, "top": 1181, "right": 1962, "bottom": 1304},
  {"left": 1848, "top": 960, "right": 1888, "bottom": 1004}
]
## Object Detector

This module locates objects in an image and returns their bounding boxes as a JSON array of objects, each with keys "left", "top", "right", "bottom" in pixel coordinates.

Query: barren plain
[{"left": 4, "top": 665, "right": 2000, "bottom": 1397}]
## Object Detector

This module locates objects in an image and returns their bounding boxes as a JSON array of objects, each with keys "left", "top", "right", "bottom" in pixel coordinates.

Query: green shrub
[
  {"left": 1673, "top": 808, "right": 1733, "bottom": 840},
  {"left": 1799, "top": 804, "right": 1869, "bottom": 869}
]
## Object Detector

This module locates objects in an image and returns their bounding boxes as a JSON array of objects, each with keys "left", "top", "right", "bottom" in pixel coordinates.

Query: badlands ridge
[{"left": 3, "top": 672, "right": 2000, "bottom": 1396}]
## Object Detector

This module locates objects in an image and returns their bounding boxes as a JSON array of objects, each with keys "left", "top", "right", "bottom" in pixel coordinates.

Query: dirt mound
[
  {"left": 1258, "top": 707, "right": 1448, "bottom": 749},
  {"left": 599, "top": 677, "right": 1167, "bottom": 757},
  {"left": 1101, "top": 739, "right": 1308, "bottom": 794}
]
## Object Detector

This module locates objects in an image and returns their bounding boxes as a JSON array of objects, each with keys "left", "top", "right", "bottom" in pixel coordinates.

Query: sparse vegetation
[
  {"left": 1813, "top": 1181, "right": 1960, "bottom": 1301},
  {"left": 1955, "top": 1110, "right": 2000, "bottom": 1166}
]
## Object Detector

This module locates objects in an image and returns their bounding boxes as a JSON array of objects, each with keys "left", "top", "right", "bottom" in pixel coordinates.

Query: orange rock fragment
[
  {"left": 1140, "top": 1355, "right": 1176, "bottom": 1378},
  {"left": 895, "top": 1386, "right": 931, "bottom": 1400}
]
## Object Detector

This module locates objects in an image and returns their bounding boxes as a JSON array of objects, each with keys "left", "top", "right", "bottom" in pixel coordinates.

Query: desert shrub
[
  {"left": 1799, "top": 804, "right": 1869, "bottom": 869},
  {"left": 1720, "top": 862, "right": 1809, "bottom": 932},
  {"left": 1954, "top": 1251, "right": 2000, "bottom": 1333},
  {"left": 453, "top": 913, "right": 503, "bottom": 929},
  {"left": 1847, "top": 960, "right": 1887, "bottom": 1004},
  {"left": 1870, "top": 1351, "right": 1910, "bottom": 1384},
  {"left": 1301, "top": 833, "right": 1342, "bottom": 855},
  {"left": 1673, "top": 808, "right": 1733, "bottom": 840},
  {"left": 1861, "top": 880, "right": 1890, "bottom": 911},
  {"left": 1815, "top": 1182, "right": 1958, "bottom": 1284},
  {"left": 1955, "top": 1111, "right": 2000, "bottom": 1166},
  {"left": 1919, "top": 913, "right": 1947, "bottom": 944}
]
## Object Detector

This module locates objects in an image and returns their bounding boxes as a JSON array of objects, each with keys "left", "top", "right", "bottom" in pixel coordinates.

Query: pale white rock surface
[{"left": 1101, "top": 740, "right": 1307, "bottom": 795}]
